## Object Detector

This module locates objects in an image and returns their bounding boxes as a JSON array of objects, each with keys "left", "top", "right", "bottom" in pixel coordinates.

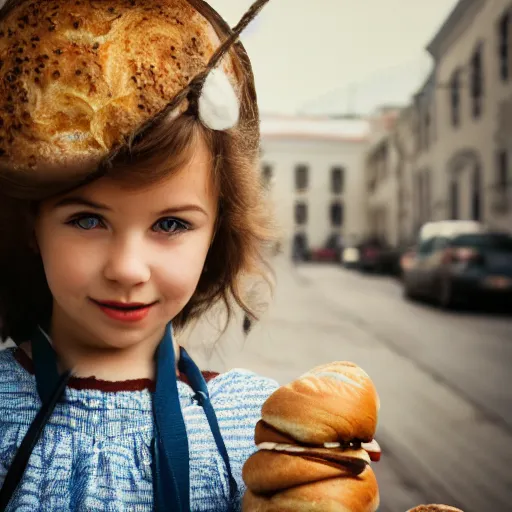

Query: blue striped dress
[{"left": 0, "top": 348, "right": 278, "bottom": 511}]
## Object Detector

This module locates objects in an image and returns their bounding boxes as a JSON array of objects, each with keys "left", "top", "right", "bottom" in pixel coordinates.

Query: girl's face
[{"left": 34, "top": 137, "right": 218, "bottom": 351}]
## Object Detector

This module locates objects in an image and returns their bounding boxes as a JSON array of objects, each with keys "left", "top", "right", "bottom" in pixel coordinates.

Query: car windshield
[{"left": 451, "top": 234, "right": 512, "bottom": 252}]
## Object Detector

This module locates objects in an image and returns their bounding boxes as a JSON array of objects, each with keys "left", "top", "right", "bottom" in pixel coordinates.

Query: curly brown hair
[{"left": 0, "top": 1, "right": 276, "bottom": 343}]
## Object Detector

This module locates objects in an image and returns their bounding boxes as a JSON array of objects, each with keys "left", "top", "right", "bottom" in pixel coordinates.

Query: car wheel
[{"left": 437, "top": 277, "right": 455, "bottom": 309}]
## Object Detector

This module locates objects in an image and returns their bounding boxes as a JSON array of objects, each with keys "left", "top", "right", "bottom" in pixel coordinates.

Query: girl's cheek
[
  {"left": 159, "top": 263, "right": 199, "bottom": 295},
  {"left": 42, "top": 236, "right": 104, "bottom": 287},
  {"left": 157, "top": 251, "right": 206, "bottom": 295}
]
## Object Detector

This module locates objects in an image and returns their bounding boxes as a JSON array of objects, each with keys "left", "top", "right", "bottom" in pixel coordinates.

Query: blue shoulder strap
[
  {"left": 153, "top": 331, "right": 238, "bottom": 509},
  {"left": 152, "top": 324, "right": 190, "bottom": 511},
  {"left": 178, "top": 347, "right": 239, "bottom": 503}
]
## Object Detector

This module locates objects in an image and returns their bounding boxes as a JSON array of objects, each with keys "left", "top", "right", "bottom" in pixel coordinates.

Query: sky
[{"left": 208, "top": 0, "right": 460, "bottom": 116}]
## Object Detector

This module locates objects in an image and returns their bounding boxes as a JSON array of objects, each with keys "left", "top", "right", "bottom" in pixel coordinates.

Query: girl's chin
[
  {"left": 84, "top": 324, "right": 162, "bottom": 350},
  {"left": 62, "top": 306, "right": 172, "bottom": 349}
]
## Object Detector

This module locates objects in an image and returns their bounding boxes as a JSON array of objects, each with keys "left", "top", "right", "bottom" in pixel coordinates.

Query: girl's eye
[
  {"left": 68, "top": 215, "right": 103, "bottom": 230},
  {"left": 153, "top": 218, "right": 188, "bottom": 235}
]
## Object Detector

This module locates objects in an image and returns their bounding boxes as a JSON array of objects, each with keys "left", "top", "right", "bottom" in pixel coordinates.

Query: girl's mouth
[{"left": 90, "top": 299, "right": 157, "bottom": 323}]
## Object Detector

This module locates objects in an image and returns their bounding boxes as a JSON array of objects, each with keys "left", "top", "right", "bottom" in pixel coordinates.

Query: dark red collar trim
[{"left": 14, "top": 348, "right": 219, "bottom": 393}]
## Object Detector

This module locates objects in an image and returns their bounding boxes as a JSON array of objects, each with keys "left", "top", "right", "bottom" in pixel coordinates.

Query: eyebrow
[
  {"left": 53, "top": 196, "right": 110, "bottom": 210},
  {"left": 157, "top": 205, "right": 208, "bottom": 217},
  {"left": 53, "top": 196, "right": 208, "bottom": 217}
]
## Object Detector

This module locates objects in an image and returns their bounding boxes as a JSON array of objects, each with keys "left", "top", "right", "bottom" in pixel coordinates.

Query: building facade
[
  {"left": 364, "top": 107, "right": 403, "bottom": 247},
  {"left": 426, "top": 0, "right": 512, "bottom": 232},
  {"left": 366, "top": 0, "right": 512, "bottom": 249},
  {"left": 394, "top": 105, "right": 418, "bottom": 245},
  {"left": 411, "top": 71, "right": 437, "bottom": 233},
  {"left": 260, "top": 115, "right": 369, "bottom": 256}
]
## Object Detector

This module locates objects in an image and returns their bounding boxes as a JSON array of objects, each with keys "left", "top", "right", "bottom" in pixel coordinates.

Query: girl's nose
[{"left": 103, "top": 238, "right": 151, "bottom": 286}]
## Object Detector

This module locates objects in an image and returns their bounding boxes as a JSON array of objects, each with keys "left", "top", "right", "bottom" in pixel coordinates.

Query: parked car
[
  {"left": 342, "top": 246, "right": 360, "bottom": 268},
  {"left": 383, "top": 246, "right": 406, "bottom": 277},
  {"left": 402, "top": 219, "right": 487, "bottom": 284},
  {"left": 399, "top": 246, "right": 417, "bottom": 275},
  {"left": 403, "top": 230, "right": 512, "bottom": 308},
  {"left": 357, "top": 239, "right": 395, "bottom": 273},
  {"left": 418, "top": 219, "right": 486, "bottom": 240},
  {"left": 310, "top": 234, "right": 343, "bottom": 263}
]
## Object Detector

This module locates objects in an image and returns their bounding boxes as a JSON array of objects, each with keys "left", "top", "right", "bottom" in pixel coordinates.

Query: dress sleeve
[{"left": 207, "top": 369, "right": 279, "bottom": 511}]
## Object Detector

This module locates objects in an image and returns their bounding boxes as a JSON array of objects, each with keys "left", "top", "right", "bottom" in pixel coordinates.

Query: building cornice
[{"left": 426, "top": 0, "right": 483, "bottom": 59}]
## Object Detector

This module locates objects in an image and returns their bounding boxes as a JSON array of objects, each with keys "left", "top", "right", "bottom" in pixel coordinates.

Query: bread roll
[
  {"left": 0, "top": 0, "right": 235, "bottom": 172},
  {"left": 243, "top": 448, "right": 370, "bottom": 494},
  {"left": 261, "top": 362, "right": 379, "bottom": 444},
  {"left": 243, "top": 362, "right": 380, "bottom": 511},
  {"left": 254, "top": 419, "right": 297, "bottom": 445},
  {"left": 243, "top": 470, "right": 379, "bottom": 512}
]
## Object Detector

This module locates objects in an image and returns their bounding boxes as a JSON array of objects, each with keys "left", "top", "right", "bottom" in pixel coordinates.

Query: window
[
  {"left": 470, "top": 45, "right": 484, "bottom": 119},
  {"left": 450, "top": 180, "right": 459, "bottom": 220},
  {"left": 414, "top": 173, "right": 423, "bottom": 225},
  {"left": 295, "top": 164, "right": 309, "bottom": 190},
  {"left": 424, "top": 111, "right": 431, "bottom": 150},
  {"left": 471, "top": 166, "right": 481, "bottom": 221},
  {"left": 330, "top": 201, "right": 344, "bottom": 227},
  {"left": 498, "top": 10, "right": 510, "bottom": 82},
  {"left": 450, "top": 69, "right": 461, "bottom": 127},
  {"left": 294, "top": 201, "right": 308, "bottom": 225},
  {"left": 417, "top": 237, "right": 436, "bottom": 256},
  {"left": 414, "top": 171, "right": 431, "bottom": 225},
  {"left": 261, "top": 163, "right": 273, "bottom": 187},
  {"left": 451, "top": 233, "right": 512, "bottom": 252},
  {"left": 331, "top": 166, "right": 345, "bottom": 194},
  {"left": 423, "top": 170, "right": 431, "bottom": 221},
  {"left": 380, "top": 143, "right": 389, "bottom": 179},
  {"left": 433, "top": 236, "right": 450, "bottom": 252},
  {"left": 497, "top": 149, "right": 509, "bottom": 189}
]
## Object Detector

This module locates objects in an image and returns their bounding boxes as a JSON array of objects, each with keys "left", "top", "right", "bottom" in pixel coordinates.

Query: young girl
[{"left": 0, "top": 0, "right": 278, "bottom": 510}]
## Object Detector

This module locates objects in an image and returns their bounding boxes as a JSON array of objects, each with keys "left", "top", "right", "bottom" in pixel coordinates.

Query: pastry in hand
[{"left": 242, "top": 362, "right": 381, "bottom": 511}]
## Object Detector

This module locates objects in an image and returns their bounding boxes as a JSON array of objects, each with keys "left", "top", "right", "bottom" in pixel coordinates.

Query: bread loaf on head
[
  {"left": 242, "top": 469, "right": 379, "bottom": 512},
  {"left": 0, "top": 0, "right": 235, "bottom": 172},
  {"left": 261, "top": 361, "right": 379, "bottom": 444},
  {"left": 407, "top": 506, "right": 464, "bottom": 512}
]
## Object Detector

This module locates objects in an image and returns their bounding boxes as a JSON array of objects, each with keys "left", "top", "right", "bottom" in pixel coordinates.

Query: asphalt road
[{"left": 186, "top": 257, "right": 512, "bottom": 512}]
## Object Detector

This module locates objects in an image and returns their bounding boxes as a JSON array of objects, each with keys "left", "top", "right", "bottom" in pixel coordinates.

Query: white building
[
  {"left": 260, "top": 115, "right": 370, "bottom": 257},
  {"left": 365, "top": 0, "right": 512, "bottom": 248},
  {"left": 424, "top": 0, "right": 512, "bottom": 231}
]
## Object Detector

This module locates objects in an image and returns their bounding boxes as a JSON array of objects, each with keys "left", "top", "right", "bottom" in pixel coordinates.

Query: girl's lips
[
  {"left": 91, "top": 299, "right": 157, "bottom": 323},
  {"left": 94, "top": 300, "right": 151, "bottom": 309}
]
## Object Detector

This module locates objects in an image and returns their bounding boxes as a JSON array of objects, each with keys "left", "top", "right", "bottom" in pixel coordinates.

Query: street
[{"left": 185, "top": 256, "right": 512, "bottom": 512}]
